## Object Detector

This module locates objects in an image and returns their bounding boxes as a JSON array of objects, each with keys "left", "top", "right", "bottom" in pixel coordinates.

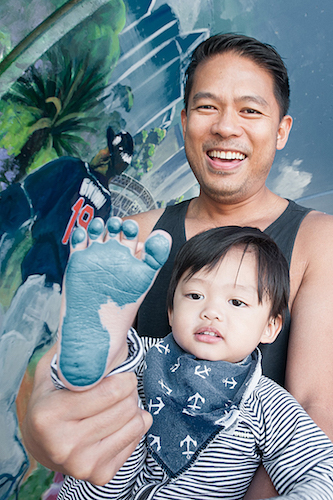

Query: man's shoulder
[
  {"left": 298, "top": 207, "right": 333, "bottom": 229},
  {"left": 289, "top": 208, "right": 333, "bottom": 285},
  {"left": 290, "top": 210, "right": 333, "bottom": 303},
  {"left": 294, "top": 208, "right": 333, "bottom": 252}
]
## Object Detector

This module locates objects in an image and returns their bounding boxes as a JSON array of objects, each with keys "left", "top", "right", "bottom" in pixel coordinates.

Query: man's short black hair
[
  {"left": 184, "top": 33, "right": 290, "bottom": 119},
  {"left": 166, "top": 226, "right": 290, "bottom": 321}
]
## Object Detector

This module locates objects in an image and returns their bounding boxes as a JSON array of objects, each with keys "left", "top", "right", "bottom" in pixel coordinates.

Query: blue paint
[
  {"left": 88, "top": 217, "right": 104, "bottom": 240},
  {"left": 144, "top": 233, "right": 171, "bottom": 270},
  {"left": 107, "top": 216, "right": 122, "bottom": 236},
  {"left": 71, "top": 227, "right": 86, "bottom": 247},
  {"left": 59, "top": 232, "right": 170, "bottom": 387},
  {"left": 122, "top": 219, "right": 138, "bottom": 239}
]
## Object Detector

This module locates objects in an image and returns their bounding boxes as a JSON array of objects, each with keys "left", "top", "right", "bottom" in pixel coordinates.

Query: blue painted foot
[{"left": 57, "top": 217, "right": 171, "bottom": 390}]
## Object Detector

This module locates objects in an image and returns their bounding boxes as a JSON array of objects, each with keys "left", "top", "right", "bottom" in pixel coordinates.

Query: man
[{"left": 22, "top": 34, "right": 333, "bottom": 499}]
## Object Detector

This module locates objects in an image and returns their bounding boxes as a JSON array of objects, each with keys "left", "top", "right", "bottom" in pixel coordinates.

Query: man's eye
[
  {"left": 230, "top": 299, "right": 246, "bottom": 307},
  {"left": 243, "top": 108, "right": 261, "bottom": 114},
  {"left": 197, "top": 104, "right": 215, "bottom": 110}
]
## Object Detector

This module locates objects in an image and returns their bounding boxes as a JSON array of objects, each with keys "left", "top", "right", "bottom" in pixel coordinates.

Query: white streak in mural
[{"left": 272, "top": 159, "right": 312, "bottom": 199}]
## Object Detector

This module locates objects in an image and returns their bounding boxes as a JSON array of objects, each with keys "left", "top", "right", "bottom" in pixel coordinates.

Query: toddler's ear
[{"left": 260, "top": 315, "right": 283, "bottom": 344}]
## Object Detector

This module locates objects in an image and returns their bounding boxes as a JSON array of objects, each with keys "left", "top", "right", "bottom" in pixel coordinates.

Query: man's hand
[{"left": 22, "top": 345, "right": 152, "bottom": 486}]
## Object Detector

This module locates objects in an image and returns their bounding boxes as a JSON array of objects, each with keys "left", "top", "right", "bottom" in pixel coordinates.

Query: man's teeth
[{"left": 209, "top": 150, "right": 246, "bottom": 160}]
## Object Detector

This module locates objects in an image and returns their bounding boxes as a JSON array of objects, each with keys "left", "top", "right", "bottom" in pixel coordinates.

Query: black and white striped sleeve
[
  {"left": 256, "top": 377, "right": 333, "bottom": 499},
  {"left": 50, "top": 327, "right": 144, "bottom": 389}
]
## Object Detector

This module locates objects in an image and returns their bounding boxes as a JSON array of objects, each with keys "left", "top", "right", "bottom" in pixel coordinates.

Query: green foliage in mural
[
  {"left": 132, "top": 128, "right": 167, "bottom": 178},
  {"left": 0, "top": 0, "right": 128, "bottom": 188},
  {"left": 8, "top": 464, "right": 54, "bottom": 500},
  {"left": 0, "top": 30, "right": 11, "bottom": 62},
  {"left": 54, "top": 0, "right": 126, "bottom": 76},
  {"left": 0, "top": 100, "right": 33, "bottom": 155},
  {"left": 0, "top": 230, "right": 33, "bottom": 310},
  {"left": 2, "top": 49, "right": 109, "bottom": 182}
]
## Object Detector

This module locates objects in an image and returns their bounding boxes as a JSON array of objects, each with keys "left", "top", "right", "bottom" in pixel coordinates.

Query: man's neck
[{"left": 185, "top": 188, "right": 288, "bottom": 240}]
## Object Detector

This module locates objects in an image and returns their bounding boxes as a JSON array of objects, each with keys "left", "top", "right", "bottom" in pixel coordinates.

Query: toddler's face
[{"left": 168, "top": 247, "right": 281, "bottom": 363}]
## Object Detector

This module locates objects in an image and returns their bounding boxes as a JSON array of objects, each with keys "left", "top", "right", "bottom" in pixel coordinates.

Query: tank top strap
[
  {"left": 264, "top": 199, "right": 313, "bottom": 266},
  {"left": 260, "top": 199, "right": 312, "bottom": 385},
  {"left": 153, "top": 199, "right": 191, "bottom": 236},
  {"left": 136, "top": 200, "right": 191, "bottom": 339}
]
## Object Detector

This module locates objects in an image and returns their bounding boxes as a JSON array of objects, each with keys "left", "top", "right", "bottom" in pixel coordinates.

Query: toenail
[
  {"left": 144, "top": 234, "right": 170, "bottom": 269},
  {"left": 123, "top": 220, "right": 138, "bottom": 240},
  {"left": 107, "top": 217, "right": 122, "bottom": 236},
  {"left": 71, "top": 227, "right": 86, "bottom": 247},
  {"left": 88, "top": 218, "right": 105, "bottom": 240}
]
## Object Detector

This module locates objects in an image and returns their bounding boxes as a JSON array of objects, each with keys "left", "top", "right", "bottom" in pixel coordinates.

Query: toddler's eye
[
  {"left": 230, "top": 299, "right": 246, "bottom": 307},
  {"left": 187, "top": 293, "right": 203, "bottom": 300}
]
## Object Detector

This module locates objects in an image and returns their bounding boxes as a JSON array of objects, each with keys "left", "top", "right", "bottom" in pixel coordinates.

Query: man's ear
[
  {"left": 260, "top": 315, "right": 283, "bottom": 344},
  {"left": 168, "top": 308, "right": 174, "bottom": 328},
  {"left": 181, "top": 108, "right": 187, "bottom": 140},
  {"left": 276, "top": 115, "right": 293, "bottom": 150}
]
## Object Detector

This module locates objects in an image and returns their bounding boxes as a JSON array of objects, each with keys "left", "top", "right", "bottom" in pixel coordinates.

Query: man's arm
[
  {"left": 22, "top": 210, "right": 164, "bottom": 483},
  {"left": 244, "top": 211, "right": 333, "bottom": 499},
  {"left": 243, "top": 466, "right": 277, "bottom": 499},
  {"left": 285, "top": 211, "right": 333, "bottom": 438}
]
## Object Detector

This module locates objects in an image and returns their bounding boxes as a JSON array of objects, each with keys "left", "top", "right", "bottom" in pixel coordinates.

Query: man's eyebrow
[
  {"left": 235, "top": 95, "right": 269, "bottom": 108},
  {"left": 191, "top": 92, "right": 269, "bottom": 108},
  {"left": 191, "top": 91, "right": 216, "bottom": 103}
]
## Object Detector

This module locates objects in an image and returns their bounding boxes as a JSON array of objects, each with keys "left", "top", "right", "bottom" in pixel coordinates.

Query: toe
[
  {"left": 121, "top": 219, "right": 139, "bottom": 254},
  {"left": 122, "top": 220, "right": 139, "bottom": 239},
  {"left": 70, "top": 226, "right": 88, "bottom": 252},
  {"left": 88, "top": 218, "right": 105, "bottom": 243},
  {"left": 106, "top": 216, "right": 123, "bottom": 241},
  {"left": 142, "top": 230, "right": 171, "bottom": 270}
]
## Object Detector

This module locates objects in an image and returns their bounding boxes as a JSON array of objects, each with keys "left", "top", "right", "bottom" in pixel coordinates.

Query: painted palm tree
[
  {"left": 0, "top": 0, "right": 127, "bottom": 184},
  {"left": 3, "top": 49, "right": 109, "bottom": 182}
]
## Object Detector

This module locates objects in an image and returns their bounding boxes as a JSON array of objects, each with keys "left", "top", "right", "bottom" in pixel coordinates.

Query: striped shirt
[{"left": 53, "top": 331, "right": 333, "bottom": 500}]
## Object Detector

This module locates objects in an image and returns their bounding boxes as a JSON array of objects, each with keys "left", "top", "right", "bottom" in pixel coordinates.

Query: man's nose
[{"left": 210, "top": 108, "right": 242, "bottom": 138}]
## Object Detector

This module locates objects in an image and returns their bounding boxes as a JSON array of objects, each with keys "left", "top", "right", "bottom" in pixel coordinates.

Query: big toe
[{"left": 143, "top": 231, "right": 171, "bottom": 270}]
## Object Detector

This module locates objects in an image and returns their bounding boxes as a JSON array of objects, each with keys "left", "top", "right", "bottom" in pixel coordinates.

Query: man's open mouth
[{"left": 207, "top": 150, "right": 246, "bottom": 161}]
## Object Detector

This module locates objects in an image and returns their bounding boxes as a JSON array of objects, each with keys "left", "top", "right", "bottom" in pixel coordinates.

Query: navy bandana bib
[{"left": 143, "top": 333, "right": 259, "bottom": 477}]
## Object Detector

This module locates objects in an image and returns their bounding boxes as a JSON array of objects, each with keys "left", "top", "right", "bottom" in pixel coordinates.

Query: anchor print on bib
[{"left": 143, "top": 333, "right": 258, "bottom": 477}]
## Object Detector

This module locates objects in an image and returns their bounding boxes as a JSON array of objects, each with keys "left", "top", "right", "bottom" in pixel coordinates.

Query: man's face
[
  {"left": 168, "top": 247, "right": 281, "bottom": 363},
  {"left": 181, "top": 52, "right": 292, "bottom": 204}
]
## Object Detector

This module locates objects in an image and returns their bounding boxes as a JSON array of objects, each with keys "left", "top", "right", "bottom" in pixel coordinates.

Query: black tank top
[{"left": 137, "top": 199, "right": 312, "bottom": 386}]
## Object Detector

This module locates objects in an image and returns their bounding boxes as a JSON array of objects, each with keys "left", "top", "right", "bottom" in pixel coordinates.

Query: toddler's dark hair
[{"left": 167, "top": 226, "right": 289, "bottom": 321}]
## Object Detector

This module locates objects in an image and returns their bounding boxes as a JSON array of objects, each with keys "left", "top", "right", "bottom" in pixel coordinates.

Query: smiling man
[
  {"left": 23, "top": 34, "right": 333, "bottom": 499},
  {"left": 180, "top": 53, "right": 291, "bottom": 206}
]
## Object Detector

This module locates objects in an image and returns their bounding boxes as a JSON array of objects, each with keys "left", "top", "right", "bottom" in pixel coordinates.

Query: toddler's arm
[{"left": 259, "top": 378, "right": 333, "bottom": 499}]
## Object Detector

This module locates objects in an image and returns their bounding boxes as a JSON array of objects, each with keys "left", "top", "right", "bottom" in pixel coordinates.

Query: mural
[{"left": 0, "top": 0, "right": 333, "bottom": 498}]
